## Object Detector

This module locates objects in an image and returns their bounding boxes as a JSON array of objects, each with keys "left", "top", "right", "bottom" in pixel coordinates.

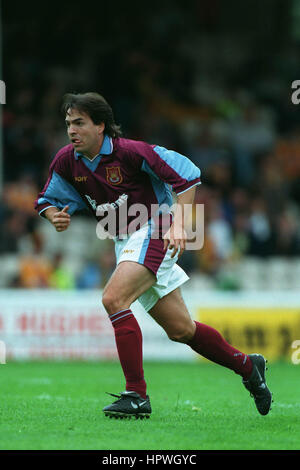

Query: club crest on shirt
[{"left": 106, "top": 166, "right": 123, "bottom": 185}]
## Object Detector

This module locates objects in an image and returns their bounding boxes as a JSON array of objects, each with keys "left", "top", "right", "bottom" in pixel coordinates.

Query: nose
[{"left": 68, "top": 125, "right": 76, "bottom": 135}]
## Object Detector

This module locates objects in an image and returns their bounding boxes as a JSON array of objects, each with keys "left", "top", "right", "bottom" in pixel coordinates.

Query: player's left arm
[
  {"left": 163, "top": 185, "right": 196, "bottom": 258},
  {"left": 131, "top": 143, "right": 201, "bottom": 195},
  {"left": 144, "top": 144, "right": 200, "bottom": 258},
  {"left": 130, "top": 142, "right": 201, "bottom": 257}
]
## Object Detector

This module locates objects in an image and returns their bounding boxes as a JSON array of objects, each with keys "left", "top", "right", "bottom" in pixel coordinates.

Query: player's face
[{"left": 65, "top": 108, "right": 105, "bottom": 158}]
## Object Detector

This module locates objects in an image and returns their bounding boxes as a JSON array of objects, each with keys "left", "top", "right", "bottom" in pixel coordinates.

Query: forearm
[
  {"left": 163, "top": 186, "right": 196, "bottom": 257},
  {"left": 173, "top": 186, "right": 196, "bottom": 228}
]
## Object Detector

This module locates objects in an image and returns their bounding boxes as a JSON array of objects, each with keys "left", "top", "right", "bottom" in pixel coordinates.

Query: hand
[
  {"left": 51, "top": 205, "right": 71, "bottom": 232},
  {"left": 163, "top": 223, "right": 187, "bottom": 259}
]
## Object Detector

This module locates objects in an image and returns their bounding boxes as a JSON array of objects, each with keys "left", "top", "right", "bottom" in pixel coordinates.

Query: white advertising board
[{"left": 0, "top": 289, "right": 299, "bottom": 361}]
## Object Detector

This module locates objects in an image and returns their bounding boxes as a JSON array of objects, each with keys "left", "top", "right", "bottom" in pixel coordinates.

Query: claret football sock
[
  {"left": 109, "top": 309, "right": 147, "bottom": 399},
  {"left": 188, "top": 321, "right": 253, "bottom": 379}
]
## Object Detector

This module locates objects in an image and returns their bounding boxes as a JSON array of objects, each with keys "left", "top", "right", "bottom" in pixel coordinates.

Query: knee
[
  {"left": 102, "top": 290, "right": 123, "bottom": 315},
  {"left": 167, "top": 323, "right": 195, "bottom": 344},
  {"left": 102, "top": 290, "right": 129, "bottom": 315}
]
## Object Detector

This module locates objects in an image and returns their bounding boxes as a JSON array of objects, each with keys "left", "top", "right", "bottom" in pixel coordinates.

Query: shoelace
[
  {"left": 106, "top": 392, "right": 141, "bottom": 403},
  {"left": 105, "top": 392, "right": 124, "bottom": 403},
  {"left": 106, "top": 392, "right": 122, "bottom": 398}
]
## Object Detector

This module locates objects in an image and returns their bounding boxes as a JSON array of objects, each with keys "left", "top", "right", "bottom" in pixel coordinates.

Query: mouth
[{"left": 71, "top": 138, "right": 82, "bottom": 146}]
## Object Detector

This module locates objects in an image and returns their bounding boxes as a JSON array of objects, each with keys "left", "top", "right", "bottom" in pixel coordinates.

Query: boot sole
[{"left": 104, "top": 411, "right": 151, "bottom": 420}]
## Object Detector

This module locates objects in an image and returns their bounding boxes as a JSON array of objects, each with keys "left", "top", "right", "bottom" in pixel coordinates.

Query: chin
[{"left": 74, "top": 144, "right": 84, "bottom": 151}]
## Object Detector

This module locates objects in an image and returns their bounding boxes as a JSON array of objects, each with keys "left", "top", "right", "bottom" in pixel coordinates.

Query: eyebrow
[{"left": 65, "top": 117, "right": 84, "bottom": 124}]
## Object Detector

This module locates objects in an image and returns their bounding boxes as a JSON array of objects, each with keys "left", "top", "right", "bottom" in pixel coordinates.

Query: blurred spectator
[
  {"left": 49, "top": 253, "right": 76, "bottom": 290},
  {"left": 258, "top": 154, "right": 288, "bottom": 218},
  {"left": 3, "top": 172, "right": 39, "bottom": 215},
  {"left": 0, "top": 210, "right": 26, "bottom": 254},
  {"left": 194, "top": 228, "right": 221, "bottom": 277},
  {"left": 207, "top": 197, "right": 234, "bottom": 261},
  {"left": 187, "top": 125, "right": 230, "bottom": 170},
  {"left": 77, "top": 245, "right": 115, "bottom": 289},
  {"left": 247, "top": 197, "right": 276, "bottom": 257},
  {"left": 274, "top": 209, "right": 300, "bottom": 256},
  {"left": 272, "top": 128, "right": 300, "bottom": 182},
  {"left": 77, "top": 259, "right": 102, "bottom": 289},
  {"left": 231, "top": 212, "right": 250, "bottom": 261},
  {"left": 17, "top": 233, "right": 53, "bottom": 288},
  {"left": 229, "top": 102, "right": 276, "bottom": 187}
]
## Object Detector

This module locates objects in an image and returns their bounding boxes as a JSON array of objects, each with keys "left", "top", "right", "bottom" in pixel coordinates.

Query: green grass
[{"left": 0, "top": 360, "right": 299, "bottom": 450}]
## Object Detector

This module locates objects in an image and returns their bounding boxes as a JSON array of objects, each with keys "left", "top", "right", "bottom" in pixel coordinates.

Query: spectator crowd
[{"left": 1, "top": 1, "right": 300, "bottom": 290}]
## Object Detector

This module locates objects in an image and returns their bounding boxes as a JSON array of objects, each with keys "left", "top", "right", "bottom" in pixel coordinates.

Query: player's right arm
[
  {"left": 44, "top": 205, "right": 71, "bottom": 232},
  {"left": 34, "top": 147, "right": 87, "bottom": 228}
]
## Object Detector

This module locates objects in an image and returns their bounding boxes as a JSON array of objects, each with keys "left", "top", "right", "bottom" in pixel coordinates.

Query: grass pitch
[{"left": 0, "top": 360, "right": 299, "bottom": 450}]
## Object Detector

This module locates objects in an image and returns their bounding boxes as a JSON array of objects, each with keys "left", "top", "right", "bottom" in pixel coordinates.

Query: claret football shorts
[{"left": 114, "top": 221, "right": 189, "bottom": 312}]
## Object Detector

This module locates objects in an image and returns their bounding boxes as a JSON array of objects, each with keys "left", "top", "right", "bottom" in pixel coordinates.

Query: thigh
[
  {"left": 104, "top": 260, "right": 156, "bottom": 306},
  {"left": 148, "top": 287, "right": 195, "bottom": 340}
]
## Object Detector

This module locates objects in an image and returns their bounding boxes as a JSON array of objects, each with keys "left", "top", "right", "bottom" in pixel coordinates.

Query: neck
[{"left": 82, "top": 135, "right": 104, "bottom": 160}]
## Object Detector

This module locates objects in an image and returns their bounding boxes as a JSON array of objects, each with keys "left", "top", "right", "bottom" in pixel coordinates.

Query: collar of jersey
[
  {"left": 74, "top": 135, "right": 113, "bottom": 161},
  {"left": 74, "top": 135, "right": 113, "bottom": 172}
]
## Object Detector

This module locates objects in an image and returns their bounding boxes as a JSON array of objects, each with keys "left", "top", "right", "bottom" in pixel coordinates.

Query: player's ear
[{"left": 98, "top": 122, "right": 105, "bottom": 135}]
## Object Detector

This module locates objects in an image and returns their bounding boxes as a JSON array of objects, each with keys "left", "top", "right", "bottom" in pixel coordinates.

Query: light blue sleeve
[
  {"left": 153, "top": 145, "right": 201, "bottom": 183},
  {"left": 37, "top": 171, "right": 87, "bottom": 215}
]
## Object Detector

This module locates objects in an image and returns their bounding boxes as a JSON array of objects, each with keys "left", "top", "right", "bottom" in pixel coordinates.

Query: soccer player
[{"left": 34, "top": 92, "right": 272, "bottom": 419}]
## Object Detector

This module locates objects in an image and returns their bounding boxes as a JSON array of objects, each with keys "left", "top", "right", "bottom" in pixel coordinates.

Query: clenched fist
[{"left": 45, "top": 205, "right": 71, "bottom": 232}]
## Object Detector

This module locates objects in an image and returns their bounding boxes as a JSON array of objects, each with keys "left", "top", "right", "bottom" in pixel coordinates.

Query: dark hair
[{"left": 61, "top": 92, "right": 122, "bottom": 138}]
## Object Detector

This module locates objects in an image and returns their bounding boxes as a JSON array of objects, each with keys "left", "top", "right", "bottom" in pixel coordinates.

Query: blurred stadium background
[{"left": 1, "top": 0, "right": 300, "bottom": 363}]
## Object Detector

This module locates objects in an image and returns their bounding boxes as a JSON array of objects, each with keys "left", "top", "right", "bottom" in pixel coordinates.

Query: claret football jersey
[{"left": 34, "top": 135, "right": 201, "bottom": 238}]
